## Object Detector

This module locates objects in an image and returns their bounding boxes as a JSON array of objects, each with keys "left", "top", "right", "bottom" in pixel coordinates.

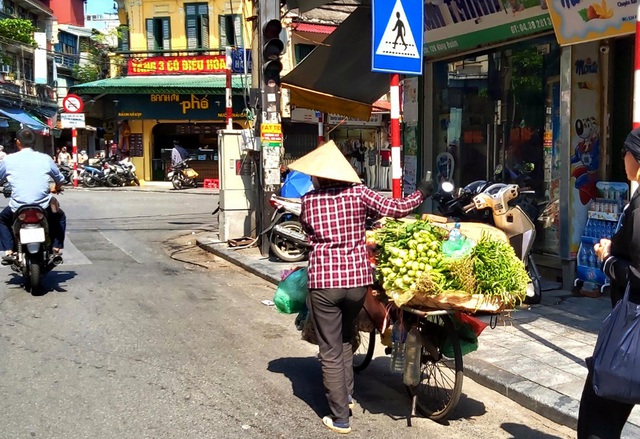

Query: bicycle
[{"left": 352, "top": 289, "right": 463, "bottom": 421}]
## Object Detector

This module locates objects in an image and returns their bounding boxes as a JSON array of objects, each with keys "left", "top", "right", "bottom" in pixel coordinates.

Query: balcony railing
[{"left": 54, "top": 53, "right": 80, "bottom": 69}]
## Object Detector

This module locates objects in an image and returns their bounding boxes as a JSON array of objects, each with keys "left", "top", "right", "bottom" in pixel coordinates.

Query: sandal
[{"left": 322, "top": 416, "right": 351, "bottom": 434}]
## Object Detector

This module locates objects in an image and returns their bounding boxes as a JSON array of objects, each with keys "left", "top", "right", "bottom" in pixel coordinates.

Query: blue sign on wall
[{"left": 372, "top": 0, "right": 424, "bottom": 75}]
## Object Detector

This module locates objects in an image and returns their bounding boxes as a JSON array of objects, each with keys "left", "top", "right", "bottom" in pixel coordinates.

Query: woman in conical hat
[{"left": 289, "top": 140, "right": 434, "bottom": 434}]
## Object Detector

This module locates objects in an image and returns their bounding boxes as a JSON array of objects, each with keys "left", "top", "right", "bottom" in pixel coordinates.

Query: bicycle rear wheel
[
  {"left": 352, "top": 329, "right": 375, "bottom": 372},
  {"left": 409, "top": 314, "right": 463, "bottom": 421}
]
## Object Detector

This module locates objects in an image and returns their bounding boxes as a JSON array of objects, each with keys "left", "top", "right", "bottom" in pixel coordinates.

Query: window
[
  {"left": 146, "top": 17, "right": 171, "bottom": 51},
  {"left": 294, "top": 44, "right": 315, "bottom": 64},
  {"left": 185, "top": 3, "right": 209, "bottom": 50},
  {"left": 118, "top": 25, "right": 130, "bottom": 52},
  {"left": 218, "top": 14, "right": 243, "bottom": 48}
]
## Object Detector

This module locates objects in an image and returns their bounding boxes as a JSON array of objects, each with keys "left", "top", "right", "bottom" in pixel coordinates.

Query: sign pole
[
  {"left": 317, "top": 113, "right": 324, "bottom": 145},
  {"left": 225, "top": 47, "right": 233, "bottom": 130},
  {"left": 390, "top": 73, "right": 401, "bottom": 198},
  {"left": 71, "top": 127, "right": 78, "bottom": 188}
]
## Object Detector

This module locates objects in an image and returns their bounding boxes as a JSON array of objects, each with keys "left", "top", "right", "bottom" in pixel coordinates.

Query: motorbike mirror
[
  {"left": 523, "top": 162, "right": 535, "bottom": 173},
  {"left": 440, "top": 181, "right": 455, "bottom": 193},
  {"left": 494, "top": 164, "right": 503, "bottom": 175}
]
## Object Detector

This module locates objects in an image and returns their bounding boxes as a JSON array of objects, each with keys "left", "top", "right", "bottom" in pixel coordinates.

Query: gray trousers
[{"left": 308, "top": 287, "right": 367, "bottom": 424}]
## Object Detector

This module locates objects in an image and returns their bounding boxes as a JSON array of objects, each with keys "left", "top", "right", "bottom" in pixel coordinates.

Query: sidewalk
[
  {"left": 197, "top": 235, "right": 640, "bottom": 436},
  {"left": 76, "top": 181, "right": 219, "bottom": 195}
]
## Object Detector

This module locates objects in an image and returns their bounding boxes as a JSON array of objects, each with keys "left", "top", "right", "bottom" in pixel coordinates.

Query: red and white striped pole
[
  {"left": 632, "top": 9, "right": 640, "bottom": 195},
  {"left": 390, "top": 73, "right": 401, "bottom": 198},
  {"left": 317, "top": 112, "right": 324, "bottom": 145},
  {"left": 71, "top": 127, "right": 78, "bottom": 188},
  {"left": 225, "top": 47, "right": 233, "bottom": 130}
]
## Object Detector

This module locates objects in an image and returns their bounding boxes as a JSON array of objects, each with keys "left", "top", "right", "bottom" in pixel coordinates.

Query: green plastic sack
[
  {"left": 442, "top": 313, "right": 480, "bottom": 357},
  {"left": 442, "top": 236, "right": 475, "bottom": 261},
  {"left": 273, "top": 268, "right": 308, "bottom": 314}
]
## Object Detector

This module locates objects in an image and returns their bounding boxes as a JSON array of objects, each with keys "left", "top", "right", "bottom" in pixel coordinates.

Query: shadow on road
[
  {"left": 267, "top": 356, "right": 330, "bottom": 418},
  {"left": 5, "top": 269, "right": 77, "bottom": 296},
  {"left": 501, "top": 422, "right": 567, "bottom": 439}
]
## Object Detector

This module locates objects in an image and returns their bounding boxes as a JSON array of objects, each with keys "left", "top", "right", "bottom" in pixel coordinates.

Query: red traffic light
[{"left": 263, "top": 19, "right": 282, "bottom": 40}]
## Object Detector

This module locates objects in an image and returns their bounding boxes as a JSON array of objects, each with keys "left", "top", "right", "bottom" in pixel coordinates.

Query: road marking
[
  {"left": 61, "top": 236, "right": 92, "bottom": 265},
  {"left": 100, "top": 230, "right": 161, "bottom": 264}
]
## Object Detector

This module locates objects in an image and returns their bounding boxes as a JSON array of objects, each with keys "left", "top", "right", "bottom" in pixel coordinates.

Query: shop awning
[
  {"left": 0, "top": 107, "right": 48, "bottom": 132},
  {"left": 281, "top": 6, "right": 390, "bottom": 121},
  {"left": 69, "top": 75, "right": 251, "bottom": 95}
]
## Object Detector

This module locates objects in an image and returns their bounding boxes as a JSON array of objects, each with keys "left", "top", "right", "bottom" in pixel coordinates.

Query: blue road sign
[{"left": 372, "top": 0, "right": 424, "bottom": 75}]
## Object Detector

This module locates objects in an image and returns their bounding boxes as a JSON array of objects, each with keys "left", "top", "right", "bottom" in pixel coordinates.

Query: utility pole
[{"left": 258, "top": 0, "right": 284, "bottom": 255}]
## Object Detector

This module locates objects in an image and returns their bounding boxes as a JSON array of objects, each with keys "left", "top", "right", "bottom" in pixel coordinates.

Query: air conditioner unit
[{"left": 0, "top": 65, "right": 11, "bottom": 74}]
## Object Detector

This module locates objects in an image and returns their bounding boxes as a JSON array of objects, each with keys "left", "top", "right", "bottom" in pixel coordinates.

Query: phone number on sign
[{"left": 510, "top": 17, "right": 552, "bottom": 35}]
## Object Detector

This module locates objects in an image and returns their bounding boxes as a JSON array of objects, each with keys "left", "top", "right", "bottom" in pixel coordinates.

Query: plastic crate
[{"left": 203, "top": 178, "right": 219, "bottom": 189}]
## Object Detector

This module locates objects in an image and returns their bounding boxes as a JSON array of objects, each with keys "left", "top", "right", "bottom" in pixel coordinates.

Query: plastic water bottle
[
  {"left": 390, "top": 323, "right": 406, "bottom": 374},
  {"left": 449, "top": 223, "right": 461, "bottom": 242},
  {"left": 403, "top": 327, "right": 422, "bottom": 386}
]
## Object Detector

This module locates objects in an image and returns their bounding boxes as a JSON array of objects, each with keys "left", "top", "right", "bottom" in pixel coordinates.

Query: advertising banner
[
  {"left": 546, "top": 0, "right": 636, "bottom": 45},
  {"left": 424, "top": 0, "right": 552, "bottom": 58},
  {"left": 569, "top": 41, "right": 602, "bottom": 256},
  {"left": 127, "top": 51, "right": 252, "bottom": 76}
]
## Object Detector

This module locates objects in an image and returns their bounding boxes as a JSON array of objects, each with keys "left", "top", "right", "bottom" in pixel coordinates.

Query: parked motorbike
[
  {"left": 2, "top": 185, "right": 63, "bottom": 294},
  {"left": 168, "top": 158, "right": 199, "bottom": 190},
  {"left": 435, "top": 181, "right": 543, "bottom": 304},
  {"left": 79, "top": 157, "right": 109, "bottom": 187},
  {"left": 261, "top": 194, "right": 310, "bottom": 262},
  {"left": 104, "top": 156, "right": 140, "bottom": 187},
  {"left": 58, "top": 164, "right": 74, "bottom": 185}
]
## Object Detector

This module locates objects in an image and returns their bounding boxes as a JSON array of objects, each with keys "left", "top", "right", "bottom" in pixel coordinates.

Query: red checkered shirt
[{"left": 300, "top": 184, "right": 424, "bottom": 289}]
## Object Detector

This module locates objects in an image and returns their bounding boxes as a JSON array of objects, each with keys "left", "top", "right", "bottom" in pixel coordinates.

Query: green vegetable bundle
[
  {"left": 373, "top": 218, "right": 448, "bottom": 293},
  {"left": 373, "top": 219, "right": 528, "bottom": 308}
]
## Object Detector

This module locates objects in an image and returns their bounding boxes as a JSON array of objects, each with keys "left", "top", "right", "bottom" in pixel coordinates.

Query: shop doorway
[
  {"left": 431, "top": 37, "right": 560, "bottom": 252},
  {"left": 151, "top": 122, "right": 237, "bottom": 181}
]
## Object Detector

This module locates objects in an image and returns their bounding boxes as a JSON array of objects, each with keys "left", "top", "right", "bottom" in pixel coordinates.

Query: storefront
[
  {"left": 421, "top": 1, "right": 565, "bottom": 278},
  {"left": 327, "top": 113, "right": 387, "bottom": 190},
  {"left": 69, "top": 75, "right": 250, "bottom": 182}
]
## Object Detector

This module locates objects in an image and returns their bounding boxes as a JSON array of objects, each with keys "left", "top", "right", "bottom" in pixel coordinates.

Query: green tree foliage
[
  {"left": 0, "top": 18, "right": 37, "bottom": 66},
  {"left": 72, "top": 29, "right": 119, "bottom": 83}
]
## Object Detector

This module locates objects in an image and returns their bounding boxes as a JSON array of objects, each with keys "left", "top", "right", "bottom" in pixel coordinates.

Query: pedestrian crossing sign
[{"left": 372, "top": 0, "right": 423, "bottom": 75}]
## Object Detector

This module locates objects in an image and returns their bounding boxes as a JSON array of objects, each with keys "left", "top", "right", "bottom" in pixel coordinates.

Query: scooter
[
  {"left": 168, "top": 158, "right": 198, "bottom": 190},
  {"left": 437, "top": 181, "right": 542, "bottom": 304},
  {"left": 2, "top": 186, "right": 63, "bottom": 294},
  {"left": 261, "top": 194, "right": 310, "bottom": 263}
]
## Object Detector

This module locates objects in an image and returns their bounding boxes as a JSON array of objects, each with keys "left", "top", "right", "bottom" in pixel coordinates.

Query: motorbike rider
[
  {"left": 171, "top": 140, "right": 189, "bottom": 167},
  {"left": 288, "top": 140, "right": 434, "bottom": 434},
  {"left": 0, "top": 128, "right": 66, "bottom": 264}
]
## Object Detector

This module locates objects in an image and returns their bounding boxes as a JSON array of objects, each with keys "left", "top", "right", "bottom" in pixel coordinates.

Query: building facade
[
  {"left": 69, "top": 0, "right": 254, "bottom": 183},
  {"left": 0, "top": 0, "right": 59, "bottom": 152}
]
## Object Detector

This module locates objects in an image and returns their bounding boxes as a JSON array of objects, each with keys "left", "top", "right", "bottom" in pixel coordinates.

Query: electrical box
[{"left": 218, "top": 130, "right": 258, "bottom": 242}]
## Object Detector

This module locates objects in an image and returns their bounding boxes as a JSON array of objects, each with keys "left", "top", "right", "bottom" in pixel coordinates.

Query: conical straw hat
[{"left": 288, "top": 140, "right": 361, "bottom": 184}]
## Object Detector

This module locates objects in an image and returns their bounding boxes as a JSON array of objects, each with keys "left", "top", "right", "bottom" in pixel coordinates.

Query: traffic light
[{"left": 262, "top": 19, "right": 284, "bottom": 87}]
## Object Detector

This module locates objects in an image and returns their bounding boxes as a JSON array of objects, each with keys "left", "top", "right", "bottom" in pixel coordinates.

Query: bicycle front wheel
[{"left": 409, "top": 314, "right": 463, "bottom": 421}]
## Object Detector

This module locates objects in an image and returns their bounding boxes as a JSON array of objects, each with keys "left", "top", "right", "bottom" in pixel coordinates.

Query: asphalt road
[{"left": 0, "top": 189, "right": 575, "bottom": 438}]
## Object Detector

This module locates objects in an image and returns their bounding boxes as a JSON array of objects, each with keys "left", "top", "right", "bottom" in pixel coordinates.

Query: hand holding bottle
[{"left": 594, "top": 238, "right": 611, "bottom": 261}]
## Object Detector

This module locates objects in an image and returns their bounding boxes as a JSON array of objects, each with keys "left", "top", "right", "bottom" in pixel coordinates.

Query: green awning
[{"left": 69, "top": 75, "right": 251, "bottom": 95}]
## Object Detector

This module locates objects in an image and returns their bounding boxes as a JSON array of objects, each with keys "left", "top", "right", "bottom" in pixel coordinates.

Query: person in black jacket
[{"left": 577, "top": 127, "right": 640, "bottom": 438}]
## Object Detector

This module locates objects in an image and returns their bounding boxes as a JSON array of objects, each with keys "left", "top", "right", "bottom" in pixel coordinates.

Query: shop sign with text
[
  {"left": 327, "top": 113, "right": 382, "bottom": 126},
  {"left": 116, "top": 94, "right": 247, "bottom": 120},
  {"left": 424, "top": 0, "right": 552, "bottom": 57},
  {"left": 128, "top": 50, "right": 252, "bottom": 75},
  {"left": 546, "top": 0, "right": 636, "bottom": 45}
]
